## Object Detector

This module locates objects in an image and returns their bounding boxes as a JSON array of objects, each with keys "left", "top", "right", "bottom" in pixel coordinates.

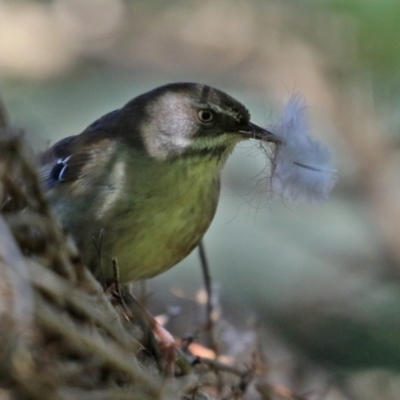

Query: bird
[{"left": 39, "top": 82, "right": 279, "bottom": 283}]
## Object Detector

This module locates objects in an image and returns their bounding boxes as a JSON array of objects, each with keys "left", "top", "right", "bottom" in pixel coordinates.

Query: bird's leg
[
  {"left": 198, "top": 241, "right": 219, "bottom": 353},
  {"left": 111, "top": 257, "right": 122, "bottom": 298},
  {"left": 106, "top": 259, "right": 176, "bottom": 376},
  {"left": 122, "top": 289, "right": 177, "bottom": 376},
  {"left": 198, "top": 241, "right": 213, "bottom": 330}
]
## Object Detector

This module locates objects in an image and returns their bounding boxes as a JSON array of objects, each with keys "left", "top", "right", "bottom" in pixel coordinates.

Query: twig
[
  {"left": 112, "top": 257, "right": 121, "bottom": 298},
  {"left": 193, "top": 356, "right": 245, "bottom": 377}
]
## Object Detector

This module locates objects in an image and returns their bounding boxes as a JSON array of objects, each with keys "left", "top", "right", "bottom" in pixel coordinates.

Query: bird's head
[{"left": 122, "top": 82, "right": 279, "bottom": 162}]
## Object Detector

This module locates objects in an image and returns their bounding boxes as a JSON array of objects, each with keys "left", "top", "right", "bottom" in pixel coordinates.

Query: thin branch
[
  {"left": 112, "top": 257, "right": 122, "bottom": 298},
  {"left": 193, "top": 356, "right": 245, "bottom": 377}
]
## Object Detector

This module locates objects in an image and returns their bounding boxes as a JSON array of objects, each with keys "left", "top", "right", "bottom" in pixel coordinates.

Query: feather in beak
[{"left": 266, "top": 93, "right": 337, "bottom": 203}]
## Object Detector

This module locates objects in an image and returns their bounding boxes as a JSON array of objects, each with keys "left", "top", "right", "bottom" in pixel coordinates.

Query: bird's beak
[{"left": 238, "top": 122, "right": 281, "bottom": 144}]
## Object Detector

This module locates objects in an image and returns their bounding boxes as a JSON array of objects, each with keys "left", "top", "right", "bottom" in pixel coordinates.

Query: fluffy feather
[{"left": 267, "top": 94, "right": 337, "bottom": 203}]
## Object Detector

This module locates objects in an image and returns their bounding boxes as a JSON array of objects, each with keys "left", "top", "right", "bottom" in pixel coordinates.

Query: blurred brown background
[{"left": 2, "top": 0, "right": 400, "bottom": 398}]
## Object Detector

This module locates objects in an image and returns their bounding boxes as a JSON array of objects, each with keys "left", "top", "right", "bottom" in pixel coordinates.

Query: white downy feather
[{"left": 268, "top": 94, "right": 337, "bottom": 203}]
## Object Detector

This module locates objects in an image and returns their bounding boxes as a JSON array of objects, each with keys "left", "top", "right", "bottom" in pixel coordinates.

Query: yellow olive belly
[{"left": 97, "top": 175, "right": 220, "bottom": 282}]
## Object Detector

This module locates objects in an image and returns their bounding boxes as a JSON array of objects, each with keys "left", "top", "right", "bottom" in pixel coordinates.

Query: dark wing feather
[
  {"left": 49, "top": 152, "right": 93, "bottom": 184},
  {"left": 39, "top": 109, "right": 121, "bottom": 189},
  {"left": 39, "top": 136, "right": 94, "bottom": 189}
]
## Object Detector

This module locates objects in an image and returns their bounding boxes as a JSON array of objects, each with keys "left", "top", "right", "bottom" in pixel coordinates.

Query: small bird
[{"left": 39, "top": 83, "right": 279, "bottom": 282}]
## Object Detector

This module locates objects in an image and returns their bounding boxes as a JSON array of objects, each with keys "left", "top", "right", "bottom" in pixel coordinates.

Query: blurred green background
[{"left": 2, "top": 0, "right": 400, "bottom": 398}]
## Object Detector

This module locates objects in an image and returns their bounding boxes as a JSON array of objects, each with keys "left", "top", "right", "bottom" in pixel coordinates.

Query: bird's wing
[
  {"left": 39, "top": 109, "right": 120, "bottom": 189},
  {"left": 39, "top": 135, "right": 93, "bottom": 188}
]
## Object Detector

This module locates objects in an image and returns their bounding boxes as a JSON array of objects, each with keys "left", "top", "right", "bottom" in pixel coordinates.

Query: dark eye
[{"left": 197, "top": 109, "right": 215, "bottom": 123}]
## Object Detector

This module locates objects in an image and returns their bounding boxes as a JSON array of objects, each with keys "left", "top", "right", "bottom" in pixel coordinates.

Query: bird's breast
[{"left": 97, "top": 158, "right": 221, "bottom": 281}]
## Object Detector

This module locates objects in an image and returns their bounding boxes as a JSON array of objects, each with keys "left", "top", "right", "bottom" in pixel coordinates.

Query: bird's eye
[{"left": 197, "top": 109, "right": 215, "bottom": 123}]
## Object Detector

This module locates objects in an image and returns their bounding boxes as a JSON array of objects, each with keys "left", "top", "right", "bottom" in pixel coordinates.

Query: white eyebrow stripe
[{"left": 209, "top": 104, "right": 244, "bottom": 123}]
